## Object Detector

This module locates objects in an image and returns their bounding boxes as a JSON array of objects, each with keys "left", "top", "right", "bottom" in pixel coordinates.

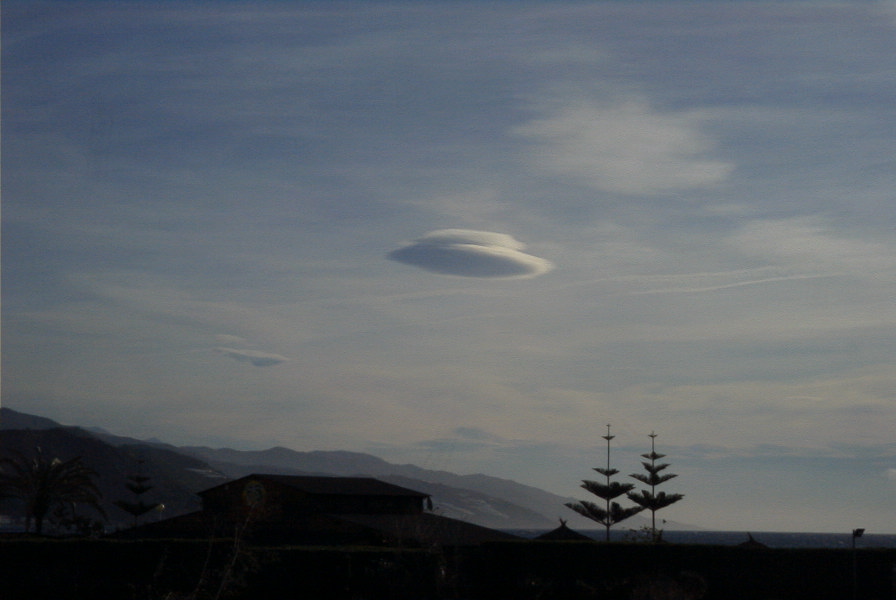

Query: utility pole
[{"left": 851, "top": 528, "right": 864, "bottom": 600}]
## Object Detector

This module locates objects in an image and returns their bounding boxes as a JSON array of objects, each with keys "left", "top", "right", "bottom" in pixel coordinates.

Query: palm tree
[
  {"left": 0, "top": 448, "right": 106, "bottom": 534},
  {"left": 566, "top": 424, "right": 643, "bottom": 541},
  {"left": 627, "top": 432, "right": 683, "bottom": 541}
]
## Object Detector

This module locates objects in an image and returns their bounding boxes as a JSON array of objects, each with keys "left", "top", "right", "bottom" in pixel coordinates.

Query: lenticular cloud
[{"left": 388, "top": 229, "right": 554, "bottom": 279}]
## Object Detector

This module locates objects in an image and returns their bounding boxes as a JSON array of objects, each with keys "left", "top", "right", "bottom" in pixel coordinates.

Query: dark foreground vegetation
[{"left": 2, "top": 537, "right": 895, "bottom": 600}]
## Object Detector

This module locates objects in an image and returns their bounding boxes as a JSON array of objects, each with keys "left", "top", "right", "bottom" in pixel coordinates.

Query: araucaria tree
[
  {"left": 566, "top": 424, "right": 643, "bottom": 541},
  {"left": 627, "top": 432, "right": 683, "bottom": 541},
  {"left": 0, "top": 449, "right": 106, "bottom": 534},
  {"left": 115, "top": 459, "right": 160, "bottom": 527}
]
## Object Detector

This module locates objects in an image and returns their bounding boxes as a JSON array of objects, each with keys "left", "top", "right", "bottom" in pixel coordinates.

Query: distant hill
[
  {"left": 0, "top": 408, "right": 65, "bottom": 431},
  {"left": 0, "top": 407, "right": 689, "bottom": 531},
  {"left": 0, "top": 426, "right": 223, "bottom": 530},
  {"left": 180, "top": 444, "right": 586, "bottom": 529}
]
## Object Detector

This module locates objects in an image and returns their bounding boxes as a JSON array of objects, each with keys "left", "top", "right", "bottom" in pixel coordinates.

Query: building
[
  {"left": 535, "top": 518, "right": 593, "bottom": 541},
  {"left": 121, "top": 474, "right": 519, "bottom": 546},
  {"left": 202, "top": 474, "right": 431, "bottom": 519}
]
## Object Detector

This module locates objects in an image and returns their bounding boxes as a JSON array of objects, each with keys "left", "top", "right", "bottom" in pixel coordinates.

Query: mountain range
[{"left": 0, "top": 407, "right": 678, "bottom": 532}]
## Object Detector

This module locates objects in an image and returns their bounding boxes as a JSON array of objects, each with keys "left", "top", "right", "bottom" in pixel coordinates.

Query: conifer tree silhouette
[
  {"left": 566, "top": 424, "right": 643, "bottom": 541},
  {"left": 115, "top": 459, "right": 160, "bottom": 527},
  {"left": 627, "top": 431, "right": 683, "bottom": 542}
]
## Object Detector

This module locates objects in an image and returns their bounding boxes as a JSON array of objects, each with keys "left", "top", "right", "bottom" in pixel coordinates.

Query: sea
[{"left": 507, "top": 529, "right": 896, "bottom": 549}]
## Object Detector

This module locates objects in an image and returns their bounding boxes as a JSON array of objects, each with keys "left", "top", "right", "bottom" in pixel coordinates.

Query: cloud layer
[
  {"left": 214, "top": 347, "right": 289, "bottom": 367},
  {"left": 514, "top": 99, "right": 732, "bottom": 194},
  {"left": 6, "top": 2, "right": 896, "bottom": 533},
  {"left": 388, "top": 229, "right": 554, "bottom": 279}
]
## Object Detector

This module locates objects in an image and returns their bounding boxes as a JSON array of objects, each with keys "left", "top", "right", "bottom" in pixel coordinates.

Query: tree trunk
[{"left": 34, "top": 513, "right": 45, "bottom": 535}]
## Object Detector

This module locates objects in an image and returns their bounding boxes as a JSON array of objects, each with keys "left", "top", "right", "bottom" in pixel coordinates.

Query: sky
[{"left": 3, "top": 1, "right": 896, "bottom": 533}]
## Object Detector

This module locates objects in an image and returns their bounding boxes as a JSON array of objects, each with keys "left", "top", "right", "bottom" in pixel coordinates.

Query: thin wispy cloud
[
  {"left": 454, "top": 426, "right": 506, "bottom": 443},
  {"left": 513, "top": 98, "right": 733, "bottom": 195},
  {"left": 214, "top": 347, "right": 289, "bottom": 367},
  {"left": 215, "top": 334, "right": 249, "bottom": 346},
  {"left": 548, "top": 266, "right": 838, "bottom": 297},
  {"left": 618, "top": 269, "right": 841, "bottom": 296},
  {"left": 731, "top": 217, "right": 896, "bottom": 275},
  {"left": 388, "top": 229, "right": 554, "bottom": 279}
]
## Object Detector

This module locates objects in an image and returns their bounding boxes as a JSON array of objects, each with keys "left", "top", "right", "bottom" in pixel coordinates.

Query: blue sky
[{"left": 4, "top": 1, "right": 896, "bottom": 532}]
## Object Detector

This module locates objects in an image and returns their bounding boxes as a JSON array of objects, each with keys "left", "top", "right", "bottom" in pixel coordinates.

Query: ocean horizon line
[{"left": 505, "top": 529, "right": 896, "bottom": 548}]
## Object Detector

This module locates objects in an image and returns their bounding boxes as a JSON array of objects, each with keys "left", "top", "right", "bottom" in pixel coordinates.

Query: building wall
[{"left": 200, "top": 477, "right": 424, "bottom": 521}]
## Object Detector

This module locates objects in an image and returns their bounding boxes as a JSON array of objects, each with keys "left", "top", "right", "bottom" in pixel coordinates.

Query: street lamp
[{"left": 852, "top": 528, "right": 864, "bottom": 600}]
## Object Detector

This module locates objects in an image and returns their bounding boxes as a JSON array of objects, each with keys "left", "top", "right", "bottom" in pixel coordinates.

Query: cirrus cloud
[
  {"left": 388, "top": 229, "right": 554, "bottom": 279},
  {"left": 513, "top": 98, "right": 732, "bottom": 195},
  {"left": 215, "top": 334, "right": 249, "bottom": 346},
  {"left": 214, "top": 347, "right": 290, "bottom": 367}
]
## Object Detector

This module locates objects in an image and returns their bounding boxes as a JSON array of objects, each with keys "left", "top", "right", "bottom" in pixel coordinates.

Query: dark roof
[
  {"left": 737, "top": 533, "right": 768, "bottom": 548},
  {"left": 536, "top": 521, "right": 593, "bottom": 541},
  {"left": 200, "top": 474, "right": 430, "bottom": 498},
  {"left": 337, "top": 513, "right": 521, "bottom": 546}
]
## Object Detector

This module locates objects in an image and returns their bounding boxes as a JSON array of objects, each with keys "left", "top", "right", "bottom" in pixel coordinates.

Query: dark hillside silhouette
[
  {"left": 1, "top": 408, "right": 692, "bottom": 531},
  {"left": 180, "top": 443, "right": 626, "bottom": 529},
  {"left": 0, "top": 427, "right": 215, "bottom": 529}
]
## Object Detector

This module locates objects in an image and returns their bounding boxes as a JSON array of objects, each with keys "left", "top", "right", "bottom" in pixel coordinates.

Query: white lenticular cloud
[
  {"left": 388, "top": 229, "right": 554, "bottom": 279},
  {"left": 215, "top": 347, "right": 290, "bottom": 367},
  {"left": 513, "top": 98, "right": 732, "bottom": 194}
]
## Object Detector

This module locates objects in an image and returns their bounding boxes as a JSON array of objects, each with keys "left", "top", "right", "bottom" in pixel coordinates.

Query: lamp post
[{"left": 851, "top": 528, "right": 864, "bottom": 600}]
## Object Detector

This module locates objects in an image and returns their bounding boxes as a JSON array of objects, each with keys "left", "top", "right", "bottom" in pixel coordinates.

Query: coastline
[{"left": 506, "top": 529, "right": 896, "bottom": 548}]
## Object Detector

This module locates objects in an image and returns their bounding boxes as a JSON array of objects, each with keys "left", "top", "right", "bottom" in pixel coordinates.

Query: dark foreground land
[{"left": 2, "top": 537, "right": 895, "bottom": 600}]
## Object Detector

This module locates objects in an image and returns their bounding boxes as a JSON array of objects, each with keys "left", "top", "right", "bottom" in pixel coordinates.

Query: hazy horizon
[{"left": 4, "top": 1, "right": 895, "bottom": 533}]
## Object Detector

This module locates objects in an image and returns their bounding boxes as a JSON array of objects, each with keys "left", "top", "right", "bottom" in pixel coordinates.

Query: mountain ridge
[{"left": 0, "top": 407, "right": 685, "bottom": 531}]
